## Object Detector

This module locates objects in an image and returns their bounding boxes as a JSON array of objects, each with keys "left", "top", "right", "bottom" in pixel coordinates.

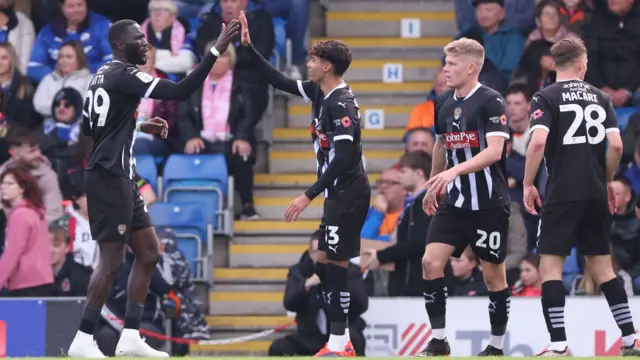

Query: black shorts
[
  {"left": 318, "top": 197, "right": 370, "bottom": 261},
  {"left": 537, "top": 199, "right": 611, "bottom": 257},
  {"left": 85, "top": 166, "right": 153, "bottom": 242},
  {"left": 425, "top": 203, "right": 510, "bottom": 264}
]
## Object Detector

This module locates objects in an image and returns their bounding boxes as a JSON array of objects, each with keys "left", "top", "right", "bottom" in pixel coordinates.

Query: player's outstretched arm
[
  {"left": 143, "top": 20, "right": 240, "bottom": 101},
  {"left": 240, "top": 11, "right": 307, "bottom": 97}
]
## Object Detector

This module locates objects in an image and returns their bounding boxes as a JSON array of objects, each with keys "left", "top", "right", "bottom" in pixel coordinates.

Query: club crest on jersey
[
  {"left": 310, "top": 120, "right": 329, "bottom": 149},
  {"left": 531, "top": 109, "right": 544, "bottom": 120},
  {"left": 118, "top": 224, "right": 127, "bottom": 235},
  {"left": 135, "top": 71, "right": 153, "bottom": 83},
  {"left": 445, "top": 131, "right": 479, "bottom": 149},
  {"left": 500, "top": 115, "right": 508, "bottom": 125},
  {"left": 454, "top": 107, "right": 462, "bottom": 120}
]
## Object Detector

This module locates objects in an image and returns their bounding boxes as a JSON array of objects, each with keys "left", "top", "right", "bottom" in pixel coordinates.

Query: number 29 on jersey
[{"left": 85, "top": 88, "right": 111, "bottom": 129}]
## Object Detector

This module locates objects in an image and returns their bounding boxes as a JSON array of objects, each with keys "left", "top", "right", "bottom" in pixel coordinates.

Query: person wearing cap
[
  {"left": 458, "top": 0, "right": 526, "bottom": 81},
  {"left": 455, "top": 0, "right": 535, "bottom": 36}
]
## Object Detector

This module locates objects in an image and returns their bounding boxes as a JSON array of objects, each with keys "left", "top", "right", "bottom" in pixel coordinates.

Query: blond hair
[
  {"left": 205, "top": 40, "right": 237, "bottom": 66},
  {"left": 444, "top": 38, "right": 485, "bottom": 70},
  {"left": 148, "top": 0, "right": 178, "bottom": 14}
]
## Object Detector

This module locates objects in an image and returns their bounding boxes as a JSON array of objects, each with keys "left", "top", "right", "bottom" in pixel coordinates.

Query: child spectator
[
  {"left": 447, "top": 246, "right": 488, "bottom": 297},
  {"left": 33, "top": 40, "right": 92, "bottom": 118},
  {"left": 0, "top": 166, "right": 53, "bottom": 296},
  {"left": 526, "top": 0, "right": 580, "bottom": 46},
  {"left": 512, "top": 254, "right": 542, "bottom": 296},
  {"left": 50, "top": 224, "right": 92, "bottom": 296},
  {"left": 0, "top": 42, "right": 40, "bottom": 130},
  {"left": 0, "top": 0, "right": 35, "bottom": 74}
]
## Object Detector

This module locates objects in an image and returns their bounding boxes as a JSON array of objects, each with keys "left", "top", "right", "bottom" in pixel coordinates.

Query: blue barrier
[{"left": 0, "top": 299, "right": 46, "bottom": 356}]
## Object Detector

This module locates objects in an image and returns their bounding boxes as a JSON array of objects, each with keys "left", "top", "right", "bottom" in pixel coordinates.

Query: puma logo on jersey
[
  {"left": 533, "top": 96, "right": 539, "bottom": 102},
  {"left": 337, "top": 102, "right": 347, "bottom": 108},
  {"left": 452, "top": 122, "right": 460, "bottom": 129},
  {"left": 328, "top": 245, "right": 338, "bottom": 253},
  {"left": 496, "top": 98, "right": 504, "bottom": 105},
  {"left": 423, "top": 292, "right": 436, "bottom": 303},
  {"left": 490, "top": 250, "right": 500, "bottom": 258}
]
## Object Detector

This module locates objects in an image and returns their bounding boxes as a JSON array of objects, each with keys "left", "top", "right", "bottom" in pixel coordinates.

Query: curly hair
[{"left": 309, "top": 40, "right": 352, "bottom": 76}]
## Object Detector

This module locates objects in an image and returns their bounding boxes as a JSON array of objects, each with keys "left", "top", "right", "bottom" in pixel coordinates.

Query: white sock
[
  {"left": 327, "top": 334, "right": 346, "bottom": 352},
  {"left": 345, "top": 328, "right": 351, "bottom": 343},
  {"left": 622, "top": 334, "right": 637, "bottom": 347},
  {"left": 489, "top": 335, "right": 505, "bottom": 349},
  {"left": 120, "top": 328, "right": 140, "bottom": 339},
  {"left": 549, "top": 341, "right": 568, "bottom": 352},
  {"left": 432, "top": 328, "right": 446, "bottom": 340}
]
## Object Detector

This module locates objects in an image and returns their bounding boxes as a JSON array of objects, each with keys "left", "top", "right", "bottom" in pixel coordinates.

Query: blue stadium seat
[
  {"left": 135, "top": 155, "right": 158, "bottom": 192},
  {"left": 162, "top": 154, "right": 228, "bottom": 229},
  {"left": 150, "top": 202, "right": 207, "bottom": 276},
  {"left": 272, "top": 17, "right": 287, "bottom": 61},
  {"left": 188, "top": 17, "right": 200, "bottom": 34},
  {"left": 616, "top": 107, "right": 637, "bottom": 132}
]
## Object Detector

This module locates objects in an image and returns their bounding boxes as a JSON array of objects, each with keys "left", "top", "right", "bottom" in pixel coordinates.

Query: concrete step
[
  {"left": 327, "top": 11, "right": 457, "bottom": 38},
  {"left": 329, "top": 0, "right": 454, "bottom": 12},
  {"left": 255, "top": 196, "right": 323, "bottom": 220},
  {"left": 213, "top": 268, "right": 288, "bottom": 283},
  {"left": 348, "top": 81, "right": 434, "bottom": 95},
  {"left": 207, "top": 315, "right": 294, "bottom": 331},
  {"left": 272, "top": 142, "right": 401, "bottom": 151},
  {"left": 190, "top": 340, "right": 272, "bottom": 355},
  {"left": 269, "top": 149, "right": 403, "bottom": 173},
  {"left": 254, "top": 172, "right": 381, "bottom": 188},
  {"left": 311, "top": 37, "right": 449, "bottom": 59},
  {"left": 233, "top": 235, "right": 311, "bottom": 244},
  {"left": 234, "top": 219, "right": 320, "bottom": 236},
  {"left": 346, "top": 58, "right": 440, "bottom": 82},
  {"left": 229, "top": 243, "right": 308, "bottom": 268},
  {"left": 273, "top": 128, "right": 406, "bottom": 143},
  {"left": 212, "top": 283, "right": 286, "bottom": 292},
  {"left": 208, "top": 291, "right": 284, "bottom": 316}
]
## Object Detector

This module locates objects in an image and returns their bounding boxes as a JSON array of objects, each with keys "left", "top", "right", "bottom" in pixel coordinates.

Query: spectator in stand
[
  {"left": 623, "top": 111, "right": 640, "bottom": 165},
  {"left": 525, "top": 0, "right": 580, "bottom": 46},
  {"left": 179, "top": 42, "right": 260, "bottom": 220},
  {"left": 362, "top": 151, "right": 431, "bottom": 297},
  {"left": 269, "top": 230, "right": 368, "bottom": 356},
  {"left": 50, "top": 224, "right": 92, "bottom": 296},
  {"left": 404, "top": 128, "right": 435, "bottom": 156},
  {"left": 0, "top": 166, "right": 53, "bottom": 296},
  {"left": 459, "top": 0, "right": 525, "bottom": 81},
  {"left": 0, "top": 0, "right": 35, "bottom": 74},
  {"left": 505, "top": 84, "right": 531, "bottom": 157},
  {"left": 584, "top": 0, "right": 640, "bottom": 107},
  {"left": 65, "top": 182, "right": 96, "bottom": 268},
  {"left": 610, "top": 176, "right": 640, "bottom": 293},
  {"left": 196, "top": 0, "right": 274, "bottom": 138},
  {"left": 174, "top": 0, "right": 209, "bottom": 18},
  {"left": 459, "top": 31, "right": 508, "bottom": 94},
  {"left": 455, "top": 0, "right": 535, "bottom": 36},
  {"left": 33, "top": 40, "right": 92, "bottom": 118},
  {"left": 134, "top": 45, "right": 179, "bottom": 157},
  {"left": 142, "top": 0, "right": 196, "bottom": 78},
  {"left": 447, "top": 246, "right": 488, "bottom": 297},
  {"left": 0, "top": 42, "right": 40, "bottom": 130},
  {"left": 571, "top": 251, "right": 634, "bottom": 296},
  {"left": 28, "top": 0, "right": 112, "bottom": 83},
  {"left": 558, "top": 0, "right": 592, "bottom": 37},
  {"left": 624, "top": 138, "right": 640, "bottom": 195},
  {"left": 512, "top": 254, "right": 542, "bottom": 296},
  {"left": 406, "top": 68, "right": 447, "bottom": 133},
  {"left": 510, "top": 40, "right": 555, "bottom": 98},
  {"left": 360, "top": 167, "right": 406, "bottom": 241},
  {"left": 0, "top": 128, "right": 64, "bottom": 222}
]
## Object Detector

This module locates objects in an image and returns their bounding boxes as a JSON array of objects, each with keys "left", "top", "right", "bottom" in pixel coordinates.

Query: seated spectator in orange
[
  {"left": 585, "top": 0, "right": 640, "bottom": 107},
  {"left": 50, "top": 224, "right": 92, "bottom": 296},
  {"left": 406, "top": 69, "right": 448, "bottom": 132},
  {"left": 526, "top": 0, "right": 580, "bottom": 46},
  {"left": 0, "top": 0, "right": 35, "bottom": 74},
  {"left": 33, "top": 40, "right": 92, "bottom": 118},
  {"left": 405, "top": 128, "right": 435, "bottom": 156},
  {"left": 447, "top": 246, "right": 488, "bottom": 297},
  {"left": 360, "top": 167, "right": 406, "bottom": 241},
  {"left": 512, "top": 254, "right": 542, "bottom": 296},
  {"left": 558, "top": 0, "right": 592, "bottom": 37},
  {"left": 0, "top": 128, "right": 63, "bottom": 222},
  {"left": 0, "top": 42, "right": 40, "bottom": 130},
  {"left": 510, "top": 40, "right": 555, "bottom": 98},
  {"left": 0, "top": 166, "right": 54, "bottom": 297}
]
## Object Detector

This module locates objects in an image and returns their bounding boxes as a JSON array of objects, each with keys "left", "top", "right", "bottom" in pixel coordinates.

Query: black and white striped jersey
[
  {"left": 434, "top": 83, "right": 511, "bottom": 210},
  {"left": 83, "top": 61, "right": 161, "bottom": 180},
  {"left": 296, "top": 80, "right": 370, "bottom": 200},
  {"left": 529, "top": 80, "right": 619, "bottom": 204}
]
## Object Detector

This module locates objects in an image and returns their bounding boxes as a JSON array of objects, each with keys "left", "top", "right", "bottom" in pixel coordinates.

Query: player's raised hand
[
  {"left": 140, "top": 117, "right": 169, "bottom": 139},
  {"left": 284, "top": 193, "right": 311, "bottom": 223},
  {"left": 523, "top": 185, "right": 542, "bottom": 216},
  {"left": 214, "top": 19, "right": 240, "bottom": 54},
  {"left": 239, "top": 11, "right": 251, "bottom": 47},
  {"left": 425, "top": 168, "right": 457, "bottom": 200}
]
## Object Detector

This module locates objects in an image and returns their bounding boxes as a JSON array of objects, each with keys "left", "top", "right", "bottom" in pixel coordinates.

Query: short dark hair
[
  {"left": 398, "top": 150, "right": 432, "bottom": 179},
  {"left": 535, "top": 0, "right": 559, "bottom": 19},
  {"left": 521, "top": 253, "right": 541, "bottom": 269},
  {"left": 550, "top": 38, "right": 587, "bottom": 69},
  {"left": 505, "top": 83, "right": 532, "bottom": 102},
  {"left": 108, "top": 19, "right": 138, "bottom": 47},
  {"left": 309, "top": 40, "right": 352, "bottom": 76},
  {"left": 614, "top": 175, "right": 633, "bottom": 190},
  {"left": 7, "top": 127, "right": 38, "bottom": 147}
]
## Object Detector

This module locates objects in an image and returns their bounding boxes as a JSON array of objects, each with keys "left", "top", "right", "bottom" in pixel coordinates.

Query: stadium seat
[
  {"left": 150, "top": 202, "right": 211, "bottom": 279},
  {"left": 188, "top": 17, "right": 200, "bottom": 34},
  {"left": 616, "top": 107, "right": 637, "bottom": 132},
  {"left": 135, "top": 155, "right": 158, "bottom": 192},
  {"left": 272, "top": 17, "right": 287, "bottom": 62},
  {"left": 162, "top": 154, "right": 229, "bottom": 231}
]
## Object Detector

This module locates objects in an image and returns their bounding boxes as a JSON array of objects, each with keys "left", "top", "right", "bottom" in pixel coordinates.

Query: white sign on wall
[
  {"left": 382, "top": 63, "right": 403, "bottom": 83},
  {"left": 401, "top": 18, "right": 421, "bottom": 38},
  {"left": 364, "top": 109, "right": 385, "bottom": 129}
]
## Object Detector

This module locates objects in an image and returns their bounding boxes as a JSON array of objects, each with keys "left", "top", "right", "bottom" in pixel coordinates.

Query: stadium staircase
[{"left": 192, "top": 0, "right": 458, "bottom": 355}]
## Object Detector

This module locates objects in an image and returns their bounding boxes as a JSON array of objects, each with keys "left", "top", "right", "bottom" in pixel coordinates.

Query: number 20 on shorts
[{"left": 476, "top": 229, "right": 501, "bottom": 250}]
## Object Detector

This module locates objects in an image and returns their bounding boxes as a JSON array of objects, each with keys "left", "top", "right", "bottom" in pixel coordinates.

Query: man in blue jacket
[{"left": 28, "top": 0, "right": 112, "bottom": 82}]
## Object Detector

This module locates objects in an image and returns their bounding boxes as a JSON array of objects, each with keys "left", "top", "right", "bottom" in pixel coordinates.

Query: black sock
[
  {"left": 78, "top": 304, "right": 102, "bottom": 335},
  {"left": 315, "top": 262, "right": 327, "bottom": 284},
  {"left": 488, "top": 288, "right": 510, "bottom": 339},
  {"left": 423, "top": 278, "right": 447, "bottom": 337},
  {"left": 541, "top": 280, "right": 567, "bottom": 342},
  {"left": 325, "top": 263, "right": 349, "bottom": 336},
  {"left": 123, "top": 302, "right": 144, "bottom": 330},
  {"left": 601, "top": 278, "right": 635, "bottom": 337}
]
